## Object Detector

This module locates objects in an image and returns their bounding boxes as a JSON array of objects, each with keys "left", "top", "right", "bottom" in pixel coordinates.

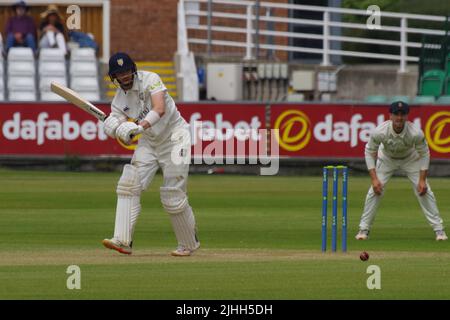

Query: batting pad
[
  {"left": 169, "top": 205, "right": 199, "bottom": 250},
  {"left": 160, "top": 187, "right": 188, "bottom": 214},
  {"left": 114, "top": 165, "right": 142, "bottom": 246},
  {"left": 160, "top": 187, "right": 199, "bottom": 249}
]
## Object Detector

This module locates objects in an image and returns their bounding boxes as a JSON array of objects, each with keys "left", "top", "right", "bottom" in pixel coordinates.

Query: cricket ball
[{"left": 360, "top": 251, "right": 369, "bottom": 261}]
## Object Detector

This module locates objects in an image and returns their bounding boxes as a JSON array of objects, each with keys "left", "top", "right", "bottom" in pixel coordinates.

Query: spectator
[
  {"left": 68, "top": 31, "right": 99, "bottom": 53},
  {"left": 39, "top": 5, "right": 67, "bottom": 55},
  {"left": 4, "top": 1, "right": 37, "bottom": 54}
]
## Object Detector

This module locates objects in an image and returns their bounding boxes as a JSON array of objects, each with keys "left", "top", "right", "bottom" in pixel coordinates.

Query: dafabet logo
[
  {"left": 425, "top": 111, "right": 450, "bottom": 153},
  {"left": 274, "top": 110, "right": 312, "bottom": 151}
]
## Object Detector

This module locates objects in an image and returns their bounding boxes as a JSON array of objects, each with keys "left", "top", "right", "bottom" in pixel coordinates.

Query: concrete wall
[{"left": 335, "top": 64, "right": 419, "bottom": 101}]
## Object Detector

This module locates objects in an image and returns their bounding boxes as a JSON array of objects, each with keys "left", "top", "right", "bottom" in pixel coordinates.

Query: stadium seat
[
  {"left": 0, "top": 77, "right": 4, "bottom": 99},
  {"left": 436, "top": 95, "right": 450, "bottom": 104},
  {"left": 70, "top": 48, "right": 96, "bottom": 62},
  {"left": 68, "top": 48, "right": 100, "bottom": 100},
  {"left": 412, "top": 96, "right": 435, "bottom": 104},
  {"left": 389, "top": 95, "right": 410, "bottom": 104},
  {"left": 0, "top": 64, "right": 4, "bottom": 94},
  {"left": 8, "top": 77, "right": 35, "bottom": 91},
  {"left": 69, "top": 61, "right": 98, "bottom": 77},
  {"left": 40, "top": 91, "right": 66, "bottom": 101},
  {"left": 77, "top": 91, "right": 100, "bottom": 102},
  {"left": 39, "top": 76, "right": 67, "bottom": 91},
  {"left": 38, "top": 48, "right": 68, "bottom": 101},
  {"left": 364, "top": 95, "right": 387, "bottom": 103},
  {"left": 70, "top": 77, "right": 100, "bottom": 92},
  {"left": 8, "top": 91, "right": 36, "bottom": 101},
  {"left": 446, "top": 53, "right": 450, "bottom": 75},
  {"left": 419, "top": 69, "right": 445, "bottom": 97},
  {"left": 7, "top": 47, "right": 37, "bottom": 101},
  {"left": 39, "top": 48, "right": 65, "bottom": 62},
  {"left": 8, "top": 47, "right": 34, "bottom": 61},
  {"left": 7, "top": 61, "right": 35, "bottom": 76},
  {"left": 39, "top": 61, "right": 66, "bottom": 77}
]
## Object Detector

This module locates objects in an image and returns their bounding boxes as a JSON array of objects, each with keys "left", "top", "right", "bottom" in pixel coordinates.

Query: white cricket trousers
[
  {"left": 132, "top": 130, "right": 190, "bottom": 192},
  {"left": 124, "top": 125, "right": 198, "bottom": 249},
  {"left": 359, "top": 153, "right": 444, "bottom": 232}
]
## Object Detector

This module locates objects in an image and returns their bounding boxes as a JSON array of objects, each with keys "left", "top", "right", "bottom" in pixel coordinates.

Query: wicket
[{"left": 321, "top": 165, "right": 348, "bottom": 252}]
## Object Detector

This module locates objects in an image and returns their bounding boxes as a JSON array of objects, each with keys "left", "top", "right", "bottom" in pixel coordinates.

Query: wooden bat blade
[{"left": 50, "top": 82, "right": 107, "bottom": 121}]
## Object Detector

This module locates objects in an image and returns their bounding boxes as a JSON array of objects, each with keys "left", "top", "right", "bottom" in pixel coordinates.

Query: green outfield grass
[{"left": 0, "top": 168, "right": 449, "bottom": 299}]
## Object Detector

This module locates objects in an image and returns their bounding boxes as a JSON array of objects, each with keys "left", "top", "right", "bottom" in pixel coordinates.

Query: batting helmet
[{"left": 108, "top": 52, "right": 137, "bottom": 80}]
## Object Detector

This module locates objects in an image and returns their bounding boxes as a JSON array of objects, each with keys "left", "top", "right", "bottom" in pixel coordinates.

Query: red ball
[{"left": 360, "top": 251, "right": 369, "bottom": 261}]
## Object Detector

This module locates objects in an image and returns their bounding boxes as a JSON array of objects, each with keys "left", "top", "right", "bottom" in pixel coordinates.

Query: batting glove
[
  {"left": 116, "top": 122, "right": 144, "bottom": 145},
  {"left": 103, "top": 115, "right": 123, "bottom": 138}
]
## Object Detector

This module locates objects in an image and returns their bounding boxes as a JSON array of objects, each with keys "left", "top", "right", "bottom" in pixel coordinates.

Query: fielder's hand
[
  {"left": 417, "top": 180, "right": 428, "bottom": 196},
  {"left": 371, "top": 178, "right": 383, "bottom": 195},
  {"left": 116, "top": 122, "right": 144, "bottom": 145}
]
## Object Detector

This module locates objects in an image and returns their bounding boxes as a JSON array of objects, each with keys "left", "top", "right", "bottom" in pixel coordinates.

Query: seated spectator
[
  {"left": 4, "top": 1, "right": 37, "bottom": 54},
  {"left": 68, "top": 31, "right": 99, "bottom": 53},
  {"left": 39, "top": 5, "right": 67, "bottom": 55}
]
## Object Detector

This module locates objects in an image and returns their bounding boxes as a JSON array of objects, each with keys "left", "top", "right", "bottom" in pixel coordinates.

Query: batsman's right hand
[{"left": 116, "top": 122, "right": 143, "bottom": 145}]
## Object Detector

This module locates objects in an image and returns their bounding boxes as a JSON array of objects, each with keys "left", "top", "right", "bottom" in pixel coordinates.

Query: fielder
[
  {"left": 101, "top": 52, "right": 200, "bottom": 256},
  {"left": 356, "top": 101, "right": 447, "bottom": 241}
]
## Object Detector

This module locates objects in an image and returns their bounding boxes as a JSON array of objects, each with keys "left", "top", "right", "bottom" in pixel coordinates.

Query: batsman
[
  {"left": 101, "top": 52, "right": 200, "bottom": 256},
  {"left": 356, "top": 101, "right": 447, "bottom": 241}
]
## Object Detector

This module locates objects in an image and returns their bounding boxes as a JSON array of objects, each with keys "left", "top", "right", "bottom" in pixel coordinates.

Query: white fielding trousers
[{"left": 359, "top": 153, "right": 444, "bottom": 232}]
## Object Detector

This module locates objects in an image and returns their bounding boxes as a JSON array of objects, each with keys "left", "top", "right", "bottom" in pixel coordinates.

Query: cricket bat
[{"left": 50, "top": 82, "right": 107, "bottom": 121}]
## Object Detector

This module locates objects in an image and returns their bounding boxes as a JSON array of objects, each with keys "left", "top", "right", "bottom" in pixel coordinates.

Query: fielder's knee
[
  {"left": 160, "top": 187, "right": 189, "bottom": 214},
  {"left": 117, "top": 164, "right": 142, "bottom": 197}
]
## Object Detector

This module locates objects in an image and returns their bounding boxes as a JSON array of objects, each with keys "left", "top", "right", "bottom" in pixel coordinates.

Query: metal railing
[{"left": 182, "top": 0, "right": 449, "bottom": 72}]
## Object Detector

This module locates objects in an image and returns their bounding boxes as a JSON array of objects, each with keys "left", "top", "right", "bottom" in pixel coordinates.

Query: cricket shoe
[
  {"left": 355, "top": 229, "right": 369, "bottom": 240},
  {"left": 171, "top": 242, "right": 200, "bottom": 257},
  {"left": 435, "top": 230, "right": 448, "bottom": 241},
  {"left": 102, "top": 238, "right": 133, "bottom": 255}
]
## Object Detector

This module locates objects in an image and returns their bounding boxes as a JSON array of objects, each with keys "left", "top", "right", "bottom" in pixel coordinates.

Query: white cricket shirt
[
  {"left": 365, "top": 120, "right": 430, "bottom": 171},
  {"left": 110, "top": 71, "right": 186, "bottom": 145}
]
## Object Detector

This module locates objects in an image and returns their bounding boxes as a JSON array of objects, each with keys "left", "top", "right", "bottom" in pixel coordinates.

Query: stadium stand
[{"left": 0, "top": 46, "right": 101, "bottom": 102}]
